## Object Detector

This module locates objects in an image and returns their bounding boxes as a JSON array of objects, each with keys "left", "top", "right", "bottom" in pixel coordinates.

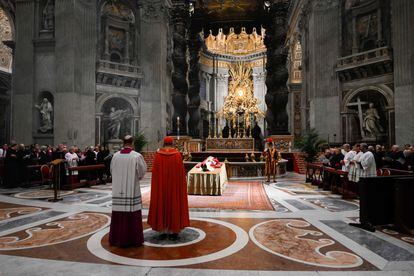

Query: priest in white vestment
[
  {"left": 109, "top": 135, "right": 147, "bottom": 247},
  {"left": 357, "top": 143, "right": 377, "bottom": 179},
  {"left": 348, "top": 144, "right": 363, "bottom": 182},
  {"left": 341, "top": 144, "right": 354, "bottom": 172},
  {"left": 65, "top": 147, "right": 79, "bottom": 175}
]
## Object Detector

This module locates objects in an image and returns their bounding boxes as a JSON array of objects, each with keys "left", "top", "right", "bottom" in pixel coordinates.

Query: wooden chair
[
  {"left": 382, "top": 169, "right": 391, "bottom": 176},
  {"left": 40, "top": 165, "right": 53, "bottom": 187}
]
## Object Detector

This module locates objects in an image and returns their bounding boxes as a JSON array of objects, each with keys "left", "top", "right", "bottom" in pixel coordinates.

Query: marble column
[
  {"left": 54, "top": 0, "right": 97, "bottom": 147},
  {"left": 253, "top": 69, "right": 266, "bottom": 132},
  {"left": 213, "top": 70, "right": 228, "bottom": 130},
  {"left": 171, "top": 1, "right": 189, "bottom": 135},
  {"left": 298, "top": 2, "right": 311, "bottom": 134},
  {"left": 139, "top": 0, "right": 171, "bottom": 149},
  {"left": 391, "top": 0, "right": 414, "bottom": 144},
  {"left": 306, "top": 0, "right": 340, "bottom": 141}
]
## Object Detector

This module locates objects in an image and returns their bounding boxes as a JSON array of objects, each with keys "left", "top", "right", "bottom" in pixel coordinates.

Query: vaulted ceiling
[{"left": 192, "top": 0, "right": 266, "bottom": 35}]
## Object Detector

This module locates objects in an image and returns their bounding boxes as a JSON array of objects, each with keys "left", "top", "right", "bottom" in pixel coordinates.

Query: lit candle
[{"left": 177, "top": 116, "right": 180, "bottom": 139}]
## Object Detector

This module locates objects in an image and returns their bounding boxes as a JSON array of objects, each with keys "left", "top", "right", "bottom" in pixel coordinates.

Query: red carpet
[{"left": 142, "top": 181, "right": 274, "bottom": 211}]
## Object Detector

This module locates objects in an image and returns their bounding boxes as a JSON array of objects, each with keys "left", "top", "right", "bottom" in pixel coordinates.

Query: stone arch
[
  {"left": 342, "top": 84, "right": 394, "bottom": 111},
  {"left": 96, "top": 93, "right": 139, "bottom": 115},
  {"left": 341, "top": 85, "right": 394, "bottom": 144}
]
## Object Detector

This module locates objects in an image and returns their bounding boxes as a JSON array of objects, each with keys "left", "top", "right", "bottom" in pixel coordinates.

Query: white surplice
[
  {"left": 348, "top": 151, "right": 363, "bottom": 182},
  {"left": 65, "top": 152, "right": 79, "bottom": 175},
  {"left": 359, "top": 151, "right": 377, "bottom": 179},
  {"left": 342, "top": 150, "right": 356, "bottom": 172},
  {"left": 110, "top": 150, "right": 147, "bottom": 212}
]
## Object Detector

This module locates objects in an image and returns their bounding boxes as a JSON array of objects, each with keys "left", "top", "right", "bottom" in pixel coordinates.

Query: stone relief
[
  {"left": 141, "top": 0, "right": 167, "bottom": 23},
  {"left": 107, "top": 107, "right": 132, "bottom": 140},
  {"left": 0, "top": 9, "right": 12, "bottom": 71},
  {"left": 35, "top": 98, "right": 53, "bottom": 133},
  {"left": 313, "top": 0, "right": 339, "bottom": 11}
]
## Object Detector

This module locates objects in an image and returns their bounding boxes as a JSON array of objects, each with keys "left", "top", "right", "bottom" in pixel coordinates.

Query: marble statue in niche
[
  {"left": 107, "top": 107, "right": 131, "bottom": 140},
  {"left": 363, "top": 102, "right": 384, "bottom": 138},
  {"left": 41, "top": 0, "right": 54, "bottom": 31},
  {"left": 35, "top": 98, "right": 53, "bottom": 133}
]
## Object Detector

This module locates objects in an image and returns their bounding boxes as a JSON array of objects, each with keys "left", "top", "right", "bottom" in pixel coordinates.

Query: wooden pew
[
  {"left": 0, "top": 159, "right": 4, "bottom": 186},
  {"left": 351, "top": 175, "right": 414, "bottom": 234},
  {"left": 65, "top": 164, "right": 106, "bottom": 190}
]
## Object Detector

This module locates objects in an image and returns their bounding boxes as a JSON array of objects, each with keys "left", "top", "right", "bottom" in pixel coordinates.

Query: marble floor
[{"left": 0, "top": 173, "right": 413, "bottom": 276}]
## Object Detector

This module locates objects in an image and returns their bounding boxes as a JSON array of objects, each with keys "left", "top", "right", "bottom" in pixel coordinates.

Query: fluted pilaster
[{"left": 392, "top": 0, "right": 414, "bottom": 144}]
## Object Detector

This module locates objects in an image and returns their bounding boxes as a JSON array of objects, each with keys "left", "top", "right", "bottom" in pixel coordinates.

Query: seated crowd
[{"left": 0, "top": 142, "right": 111, "bottom": 188}]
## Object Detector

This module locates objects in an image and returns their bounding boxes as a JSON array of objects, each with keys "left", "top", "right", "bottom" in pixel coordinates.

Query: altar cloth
[{"left": 187, "top": 163, "right": 228, "bottom": 195}]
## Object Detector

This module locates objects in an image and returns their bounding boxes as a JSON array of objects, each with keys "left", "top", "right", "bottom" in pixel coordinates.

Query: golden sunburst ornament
[{"left": 217, "top": 61, "right": 265, "bottom": 131}]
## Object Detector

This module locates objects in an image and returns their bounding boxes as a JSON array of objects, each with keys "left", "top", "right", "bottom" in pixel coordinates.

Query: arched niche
[
  {"left": 342, "top": 85, "right": 394, "bottom": 144},
  {"left": 96, "top": 94, "right": 140, "bottom": 144}
]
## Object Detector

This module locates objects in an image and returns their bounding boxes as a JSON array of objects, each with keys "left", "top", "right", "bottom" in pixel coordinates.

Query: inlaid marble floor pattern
[{"left": 0, "top": 172, "right": 413, "bottom": 276}]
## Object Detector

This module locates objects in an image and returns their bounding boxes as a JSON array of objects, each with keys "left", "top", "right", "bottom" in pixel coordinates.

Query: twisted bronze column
[
  {"left": 187, "top": 30, "right": 202, "bottom": 138},
  {"left": 264, "top": 1, "right": 291, "bottom": 135},
  {"left": 171, "top": 1, "right": 189, "bottom": 134}
]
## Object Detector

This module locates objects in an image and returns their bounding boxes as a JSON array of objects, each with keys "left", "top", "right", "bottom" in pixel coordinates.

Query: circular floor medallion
[
  {"left": 249, "top": 219, "right": 363, "bottom": 268},
  {"left": 401, "top": 236, "right": 414, "bottom": 243},
  {"left": 14, "top": 190, "right": 74, "bottom": 199},
  {"left": 382, "top": 229, "right": 399, "bottom": 235},
  {"left": 143, "top": 227, "right": 206, "bottom": 248},
  {"left": 87, "top": 218, "right": 249, "bottom": 267}
]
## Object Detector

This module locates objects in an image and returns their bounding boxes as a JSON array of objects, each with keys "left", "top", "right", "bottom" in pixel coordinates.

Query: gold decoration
[
  {"left": 259, "top": 153, "right": 265, "bottom": 162},
  {"left": 217, "top": 61, "right": 265, "bottom": 130},
  {"left": 0, "top": 9, "right": 12, "bottom": 72},
  {"left": 250, "top": 152, "right": 256, "bottom": 162},
  {"left": 245, "top": 153, "right": 250, "bottom": 162},
  {"left": 199, "top": 54, "right": 266, "bottom": 68},
  {"left": 205, "top": 27, "right": 266, "bottom": 56}
]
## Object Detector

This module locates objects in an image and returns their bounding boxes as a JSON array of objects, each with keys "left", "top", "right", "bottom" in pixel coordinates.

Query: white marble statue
[
  {"left": 35, "top": 98, "right": 53, "bottom": 133},
  {"left": 363, "top": 102, "right": 384, "bottom": 138}
]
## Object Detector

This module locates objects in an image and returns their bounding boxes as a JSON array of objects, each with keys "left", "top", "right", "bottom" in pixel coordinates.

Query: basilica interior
[{"left": 0, "top": 0, "right": 413, "bottom": 275}]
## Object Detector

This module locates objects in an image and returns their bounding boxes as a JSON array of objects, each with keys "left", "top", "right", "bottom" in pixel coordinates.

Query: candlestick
[{"left": 177, "top": 116, "right": 180, "bottom": 140}]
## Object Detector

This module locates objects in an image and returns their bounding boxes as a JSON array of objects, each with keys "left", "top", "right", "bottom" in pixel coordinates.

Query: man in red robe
[{"left": 148, "top": 136, "right": 190, "bottom": 240}]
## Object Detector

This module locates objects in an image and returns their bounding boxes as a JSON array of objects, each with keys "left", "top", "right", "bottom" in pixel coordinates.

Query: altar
[{"left": 187, "top": 163, "right": 228, "bottom": 196}]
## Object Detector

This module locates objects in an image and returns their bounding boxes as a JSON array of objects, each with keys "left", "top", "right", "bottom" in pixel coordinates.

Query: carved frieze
[
  {"left": 140, "top": 0, "right": 170, "bottom": 23},
  {"left": 206, "top": 138, "right": 255, "bottom": 152},
  {"left": 313, "top": 0, "right": 339, "bottom": 11}
]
